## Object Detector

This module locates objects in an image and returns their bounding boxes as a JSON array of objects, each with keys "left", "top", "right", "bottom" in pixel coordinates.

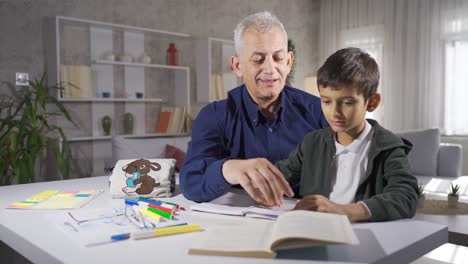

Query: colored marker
[
  {"left": 130, "top": 224, "right": 201, "bottom": 240},
  {"left": 137, "top": 206, "right": 163, "bottom": 222},
  {"left": 111, "top": 233, "right": 130, "bottom": 241},
  {"left": 149, "top": 199, "right": 186, "bottom": 211},
  {"left": 135, "top": 203, "right": 168, "bottom": 219},
  {"left": 124, "top": 197, "right": 139, "bottom": 205},
  {"left": 147, "top": 207, "right": 172, "bottom": 219},
  {"left": 147, "top": 203, "right": 174, "bottom": 214},
  {"left": 138, "top": 197, "right": 163, "bottom": 206}
]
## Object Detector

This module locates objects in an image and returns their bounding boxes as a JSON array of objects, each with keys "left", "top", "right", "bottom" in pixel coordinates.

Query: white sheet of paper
[{"left": 45, "top": 207, "right": 141, "bottom": 247}]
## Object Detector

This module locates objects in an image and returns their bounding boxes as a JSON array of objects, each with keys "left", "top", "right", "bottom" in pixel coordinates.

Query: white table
[
  {"left": 1, "top": 176, "right": 447, "bottom": 264},
  {"left": 414, "top": 176, "right": 468, "bottom": 246}
]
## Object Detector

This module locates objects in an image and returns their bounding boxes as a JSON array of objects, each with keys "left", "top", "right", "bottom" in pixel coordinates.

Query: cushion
[
  {"left": 396, "top": 128, "right": 440, "bottom": 176},
  {"left": 111, "top": 136, "right": 167, "bottom": 164},
  {"left": 165, "top": 144, "right": 186, "bottom": 172},
  {"left": 109, "top": 158, "right": 176, "bottom": 198}
]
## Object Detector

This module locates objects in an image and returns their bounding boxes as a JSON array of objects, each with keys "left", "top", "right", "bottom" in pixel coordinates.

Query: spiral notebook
[{"left": 6, "top": 190, "right": 104, "bottom": 209}]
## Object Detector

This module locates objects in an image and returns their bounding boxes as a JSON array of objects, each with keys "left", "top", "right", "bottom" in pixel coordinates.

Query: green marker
[{"left": 147, "top": 207, "right": 172, "bottom": 219}]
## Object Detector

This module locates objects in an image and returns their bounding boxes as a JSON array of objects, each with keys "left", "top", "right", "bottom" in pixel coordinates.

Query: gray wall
[
  {"left": 0, "top": 0, "right": 321, "bottom": 179},
  {"left": 0, "top": 0, "right": 320, "bottom": 103}
]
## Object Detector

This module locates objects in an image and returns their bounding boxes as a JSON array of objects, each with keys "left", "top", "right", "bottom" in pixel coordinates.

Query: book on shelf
[
  {"left": 167, "top": 107, "right": 181, "bottom": 134},
  {"left": 156, "top": 106, "right": 173, "bottom": 133},
  {"left": 209, "top": 74, "right": 227, "bottom": 101},
  {"left": 176, "top": 107, "right": 187, "bottom": 133},
  {"left": 157, "top": 106, "right": 186, "bottom": 134},
  {"left": 189, "top": 210, "right": 358, "bottom": 258},
  {"left": 60, "top": 64, "right": 93, "bottom": 98}
]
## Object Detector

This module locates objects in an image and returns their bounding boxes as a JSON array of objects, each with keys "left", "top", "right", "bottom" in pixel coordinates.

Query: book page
[
  {"left": 45, "top": 207, "right": 139, "bottom": 247},
  {"left": 190, "top": 202, "right": 296, "bottom": 219},
  {"left": 189, "top": 222, "right": 276, "bottom": 258},
  {"left": 269, "top": 210, "right": 358, "bottom": 250},
  {"left": 190, "top": 203, "right": 246, "bottom": 216},
  {"left": 245, "top": 199, "right": 298, "bottom": 219}
]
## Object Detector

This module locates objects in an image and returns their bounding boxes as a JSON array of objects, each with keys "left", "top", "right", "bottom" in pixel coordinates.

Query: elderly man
[{"left": 180, "top": 11, "right": 327, "bottom": 206}]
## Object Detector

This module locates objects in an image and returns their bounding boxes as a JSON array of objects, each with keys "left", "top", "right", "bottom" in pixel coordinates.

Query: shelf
[
  {"left": 68, "top": 136, "right": 112, "bottom": 142},
  {"left": 68, "top": 133, "right": 190, "bottom": 142},
  {"left": 56, "top": 16, "right": 191, "bottom": 38},
  {"left": 93, "top": 60, "right": 190, "bottom": 70},
  {"left": 59, "top": 98, "right": 164, "bottom": 103},
  {"left": 121, "top": 132, "right": 191, "bottom": 139}
]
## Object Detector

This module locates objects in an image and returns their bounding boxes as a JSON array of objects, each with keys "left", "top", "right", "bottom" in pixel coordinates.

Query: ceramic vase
[
  {"left": 447, "top": 195, "right": 459, "bottom": 208},
  {"left": 418, "top": 196, "right": 425, "bottom": 208},
  {"left": 101, "top": 115, "right": 111, "bottom": 136},
  {"left": 123, "top": 112, "right": 134, "bottom": 134}
]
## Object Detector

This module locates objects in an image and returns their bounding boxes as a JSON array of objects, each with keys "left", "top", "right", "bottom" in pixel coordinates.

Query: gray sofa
[
  {"left": 108, "top": 129, "right": 462, "bottom": 179},
  {"left": 396, "top": 128, "right": 463, "bottom": 178}
]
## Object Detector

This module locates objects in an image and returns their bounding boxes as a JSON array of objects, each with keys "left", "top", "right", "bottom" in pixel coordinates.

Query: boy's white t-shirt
[{"left": 329, "top": 120, "right": 374, "bottom": 207}]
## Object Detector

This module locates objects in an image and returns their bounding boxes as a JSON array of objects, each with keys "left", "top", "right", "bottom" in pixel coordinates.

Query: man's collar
[{"left": 242, "top": 85, "right": 285, "bottom": 126}]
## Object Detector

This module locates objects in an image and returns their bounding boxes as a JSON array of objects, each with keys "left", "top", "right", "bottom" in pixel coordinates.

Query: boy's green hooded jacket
[{"left": 276, "top": 119, "right": 419, "bottom": 222}]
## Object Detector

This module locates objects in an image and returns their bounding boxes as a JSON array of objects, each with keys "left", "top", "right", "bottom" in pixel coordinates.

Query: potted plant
[
  {"left": 447, "top": 183, "right": 460, "bottom": 208},
  {"left": 418, "top": 184, "right": 426, "bottom": 208},
  {"left": 286, "top": 39, "right": 296, "bottom": 86},
  {"left": 0, "top": 74, "right": 77, "bottom": 185}
]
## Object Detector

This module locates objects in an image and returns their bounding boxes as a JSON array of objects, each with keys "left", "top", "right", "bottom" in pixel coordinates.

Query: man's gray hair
[{"left": 233, "top": 11, "right": 288, "bottom": 55}]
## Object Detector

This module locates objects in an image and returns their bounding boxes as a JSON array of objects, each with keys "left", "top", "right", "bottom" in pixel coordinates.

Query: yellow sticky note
[
  {"left": 8, "top": 202, "right": 35, "bottom": 208},
  {"left": 57, "top": 193, "right": 74, "bottom": 197}
]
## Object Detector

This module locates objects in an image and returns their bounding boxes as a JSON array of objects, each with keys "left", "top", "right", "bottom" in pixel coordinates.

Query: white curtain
[
  {"left": 319, "top": 0, "right": 468, "bottom": 133},
  {"left": 340, "top": 25, "right": 385, "bottom": 123},
  {"left": 442, "top": 4, "right": 468, "bottom": 135}
]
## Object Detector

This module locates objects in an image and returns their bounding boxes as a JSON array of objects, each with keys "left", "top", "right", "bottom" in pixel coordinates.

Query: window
[
  {"left": 442, "top": 10, "right": 468, "bottom": 135},
  {"left": 444, "top": 40, "right": 468, "bottom": 135}
]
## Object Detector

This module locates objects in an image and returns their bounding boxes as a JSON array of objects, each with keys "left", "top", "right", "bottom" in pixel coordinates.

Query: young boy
[{"left": 276, "top": 47, "right": 419, "bottom": 222}]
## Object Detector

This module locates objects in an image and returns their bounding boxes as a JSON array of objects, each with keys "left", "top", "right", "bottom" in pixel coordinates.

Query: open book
[
  {"left": 190, "top": 203, "right": 294, "bottom": 220},
  {"left": 189, "top": 210, "right": 358, "bottom": 258}
]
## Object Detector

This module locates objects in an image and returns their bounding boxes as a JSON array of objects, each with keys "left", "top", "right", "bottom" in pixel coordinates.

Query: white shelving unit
[
  {"left": 48, "top": 16, "right": 191, "bottom": 140},
  {"left": 196, "top": 37, "right": 242, "bottom": 103},
  {"left": 46, "top": 16, "right": 192, "bottom": 177}
]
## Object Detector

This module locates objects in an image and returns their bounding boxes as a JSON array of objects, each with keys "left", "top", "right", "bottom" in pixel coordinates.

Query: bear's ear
[
  {"left": 122, "top": 164, "right": 128, "bottom": 172},
  {"left": 149, "top": 162, "right": 161, "bottom": 171}
]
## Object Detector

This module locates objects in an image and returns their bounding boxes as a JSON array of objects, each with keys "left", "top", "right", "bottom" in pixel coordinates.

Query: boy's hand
[
  {"left": 222, "top": 158, "right": 294, "bottom": 207},
  {"left": 294, "top": 195, "right": 370, "bottom": 222},
  {"left": 294, "top": 195, "right": 347, "bottom": 214}
]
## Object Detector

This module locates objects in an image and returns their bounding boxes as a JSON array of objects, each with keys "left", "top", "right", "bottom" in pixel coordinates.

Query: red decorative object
[{"left": 166, "top": 43, "right": 178, "bottom": 66}]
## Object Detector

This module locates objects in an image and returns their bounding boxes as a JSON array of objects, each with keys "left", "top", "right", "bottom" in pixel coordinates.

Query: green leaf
[{"left": 0, "top": 74, "right": 75, "bottom": 185}]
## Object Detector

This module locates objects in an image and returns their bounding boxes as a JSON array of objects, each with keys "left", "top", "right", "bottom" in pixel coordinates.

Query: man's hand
[
  {"left": 222, "top": 158, "right": 294, "bottom": 207},
  {"left": 294, "top": 195, "right": 370, "bottom": 222}
]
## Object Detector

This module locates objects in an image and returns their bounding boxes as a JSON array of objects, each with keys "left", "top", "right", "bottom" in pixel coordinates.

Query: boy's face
[{"left": 319, "top": 85, "right": 380, "bottom": 144}]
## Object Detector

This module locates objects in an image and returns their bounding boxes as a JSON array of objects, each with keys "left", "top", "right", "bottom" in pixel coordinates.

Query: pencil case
[{"left": 109, "top": 158, "right": 176, "bottom": 199}]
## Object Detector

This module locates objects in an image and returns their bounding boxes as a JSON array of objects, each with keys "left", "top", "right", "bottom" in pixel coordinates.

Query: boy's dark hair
[{"left": 317, "top": 47, "right": 379, "bottom": 100}]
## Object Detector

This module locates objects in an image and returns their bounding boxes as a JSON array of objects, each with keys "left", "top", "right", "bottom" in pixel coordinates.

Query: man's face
[
  {"left": 319, "top": 85, "right": 376, "bottom": 143},
  {"left": 231, "top": 27, "right": 293, "bottom": 105}
]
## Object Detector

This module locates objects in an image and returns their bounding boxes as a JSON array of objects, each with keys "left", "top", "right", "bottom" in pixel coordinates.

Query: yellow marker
[
  {"left": 139, "top": 208, "right": 163, "bottom": 222},
  {"left": 130, "top": 224, "right": 201, "bottom": 240}
]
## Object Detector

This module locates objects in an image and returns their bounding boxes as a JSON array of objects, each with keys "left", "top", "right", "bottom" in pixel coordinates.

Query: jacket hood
[
  {"left": 368, "top": 119, "right": 412, "bottom": 155},
  {"left": 320, "top": 119, "right": 413, "bottom": 155}
]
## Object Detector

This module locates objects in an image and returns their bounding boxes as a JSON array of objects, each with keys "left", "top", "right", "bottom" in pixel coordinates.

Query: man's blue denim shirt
[{"left": 180, "top": 85, "right": 328, "bottom": 202}]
